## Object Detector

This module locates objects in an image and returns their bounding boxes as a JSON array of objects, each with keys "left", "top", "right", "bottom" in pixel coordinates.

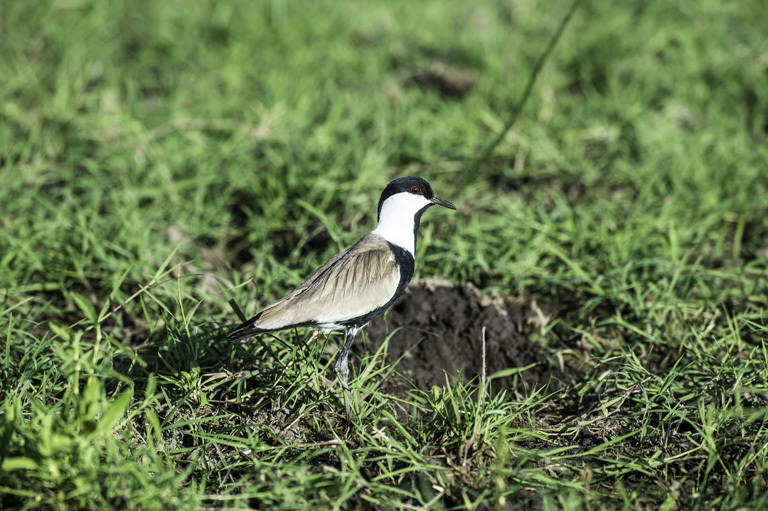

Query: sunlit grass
[{"left": 2, "top": 0, "right": 768, "bottom": 509}]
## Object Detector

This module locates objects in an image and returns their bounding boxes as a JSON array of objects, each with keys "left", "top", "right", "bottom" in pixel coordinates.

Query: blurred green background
[{"left": 2, "top": 0, "right": 766, "bottom": 305}]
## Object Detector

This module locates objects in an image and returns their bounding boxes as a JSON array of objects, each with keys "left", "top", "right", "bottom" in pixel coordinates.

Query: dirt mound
[{"left": 358, "top": 279, "right": 584, "bottom": 397}]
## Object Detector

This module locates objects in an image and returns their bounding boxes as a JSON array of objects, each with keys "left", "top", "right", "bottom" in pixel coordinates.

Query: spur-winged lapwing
[{"left": 228, "top": 176, "right": 456, "bottom": 418}]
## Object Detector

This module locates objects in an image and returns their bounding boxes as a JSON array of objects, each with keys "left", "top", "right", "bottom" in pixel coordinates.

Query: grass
[{"left": 1, "top": 0, "right": 768, "bottom": 508}]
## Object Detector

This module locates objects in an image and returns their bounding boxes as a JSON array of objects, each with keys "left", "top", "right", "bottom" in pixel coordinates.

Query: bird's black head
[
  {"left": 380, "top": 176, "right": 434, "bottom": 203},
  {"left": 377, "top": 176, "right": 455, "bottom": 220}
]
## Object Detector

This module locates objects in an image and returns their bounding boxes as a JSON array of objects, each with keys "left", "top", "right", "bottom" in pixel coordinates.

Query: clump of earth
[{"left": 356, "top": 278, "right": 584, "bottom": 398}]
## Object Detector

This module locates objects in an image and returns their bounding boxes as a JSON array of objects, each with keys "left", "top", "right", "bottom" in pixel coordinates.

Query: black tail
[{"left": 227, "top": 312, "right": 265, "bottom": 344}]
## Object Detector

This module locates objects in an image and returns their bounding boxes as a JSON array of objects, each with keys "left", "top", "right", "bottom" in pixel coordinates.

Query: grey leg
[{"left": 333, "top": 327, "right": 358, "bottom": 420}]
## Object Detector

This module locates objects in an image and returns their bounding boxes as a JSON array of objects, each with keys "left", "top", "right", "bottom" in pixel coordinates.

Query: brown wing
[{"left": 233, "top": 234, "right": 400, "bottom": 337}]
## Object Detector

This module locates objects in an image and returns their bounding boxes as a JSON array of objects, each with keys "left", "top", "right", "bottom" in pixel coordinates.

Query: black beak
[{"left": 430, "top": 195, "right": 457, "bottom": 210}]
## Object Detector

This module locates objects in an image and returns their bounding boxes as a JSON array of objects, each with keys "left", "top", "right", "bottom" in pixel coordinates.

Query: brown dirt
[
  {"left": 403, "top": 61, "right": 478, "bottom": 99},
  {"left": 357, "top": 278, "right": 585, "bottom": 398}
]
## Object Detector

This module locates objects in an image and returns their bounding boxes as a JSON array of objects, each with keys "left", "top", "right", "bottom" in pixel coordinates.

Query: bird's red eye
[{"left": 410, "top": 186, "right": 420, "bottom": 195}]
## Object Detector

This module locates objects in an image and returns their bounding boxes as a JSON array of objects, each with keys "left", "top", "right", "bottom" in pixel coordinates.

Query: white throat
[{"left": 371, "top": 193, "right": 431, "bottom": 254}]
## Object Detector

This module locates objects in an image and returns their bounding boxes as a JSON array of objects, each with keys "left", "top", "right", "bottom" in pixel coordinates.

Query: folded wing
[{"left": 228, "top": 234, "right": 400, "bottom": 342}]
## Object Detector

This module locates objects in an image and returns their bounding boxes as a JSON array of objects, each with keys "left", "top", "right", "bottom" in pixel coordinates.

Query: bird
[{"left": 228, "top": 176, "right": 456, "bottom": 418}]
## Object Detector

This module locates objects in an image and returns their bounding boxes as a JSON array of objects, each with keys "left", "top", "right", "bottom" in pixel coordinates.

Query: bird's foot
[
  {"left": 333, "top": 355, "right": 353, "bottom": 421},
  {"left": 333, "top": 355, "right": 349, "bottom": 387}
]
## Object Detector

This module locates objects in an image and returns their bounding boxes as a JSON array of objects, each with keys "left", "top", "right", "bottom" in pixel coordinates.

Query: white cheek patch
[{"left": 371, "top": 193, "right": 431, "bottom": 254}]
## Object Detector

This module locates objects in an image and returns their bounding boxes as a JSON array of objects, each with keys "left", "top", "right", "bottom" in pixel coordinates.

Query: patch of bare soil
[
  {"left": 359, "top": 278, "right": 585, "bottom": 398},
  {"left": 403, "top": 61, "right": 478, "bottom": 99}
]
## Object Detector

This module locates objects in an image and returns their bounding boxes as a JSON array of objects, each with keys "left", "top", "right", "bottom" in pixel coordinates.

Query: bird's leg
[{"left": 333, "top": 327, "right": 358, "bottom": 421}]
